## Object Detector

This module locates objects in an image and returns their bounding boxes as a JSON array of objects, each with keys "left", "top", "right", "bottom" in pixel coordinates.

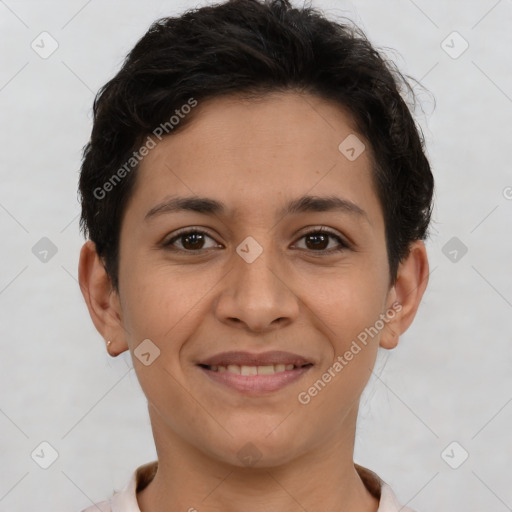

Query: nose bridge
[
  {"left": 236, "top": 239, "right": 280, "bottom": 294},
  {"left": 215, "top": 235, "right": 299, "bottom": 331}
]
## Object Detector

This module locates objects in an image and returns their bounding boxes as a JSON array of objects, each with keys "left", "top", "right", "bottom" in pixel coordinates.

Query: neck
[{"left": 137, "top": 404, "right": 379, "bottom": 512}]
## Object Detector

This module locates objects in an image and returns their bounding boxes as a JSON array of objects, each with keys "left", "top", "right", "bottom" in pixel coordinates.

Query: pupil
[
  {"left": 306, "top": 233, "right": 328, "bottom": 250},
  {"left": 180, "top": 233, "right": 330, "bottom": 251},
  {"left": 183, "top": 233, "right": 204, "bottom": 250}
]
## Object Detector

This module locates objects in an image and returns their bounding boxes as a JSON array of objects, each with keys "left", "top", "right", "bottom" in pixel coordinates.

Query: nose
[{"left": 213, "top": 244, "right": 300, "bottom": 333}]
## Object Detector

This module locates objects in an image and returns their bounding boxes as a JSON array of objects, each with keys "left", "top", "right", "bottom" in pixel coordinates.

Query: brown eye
[
  {"left": 180, "top": 232, "right": 206, "bottom": 250},
  {"left": 304, "top": 233, "right": 330, "bottom": 250},
  {"left": 295, "top": 229, "right": 348, "bottom": 253},
  {"left": 165, "top": 230, "right": 220, "bottom": 252}
]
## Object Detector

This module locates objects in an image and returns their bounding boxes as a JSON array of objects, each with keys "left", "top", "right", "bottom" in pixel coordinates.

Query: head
[{"left": 78, "top": 0, "right": 433, "bottom": 468}]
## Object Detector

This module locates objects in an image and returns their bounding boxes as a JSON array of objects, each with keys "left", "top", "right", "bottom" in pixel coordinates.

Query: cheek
[
  {"left": 304, "top": 267, "right": 386, "bottom": 399},
  {"left": 122, "top": 281, "right": 195, "bottom": 352},
  {"left": 119, "top": 250, "right": 211, "bottom": 339},
  {"left": 303, "top": 286, "right": 382, "bottom": 418},
  {"left": 313, "top": 267, "right": 387, "bottom": 340},
  {"left": 120, "top": 271, "right": 202, "bottom": 420}
]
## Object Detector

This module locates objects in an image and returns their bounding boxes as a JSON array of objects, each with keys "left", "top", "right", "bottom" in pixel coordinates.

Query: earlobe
[
  {"left": 379, "top": 240, "right": 430, "bottom": 350},
  {"left": 78, "top": 241, "right": 129, "bottom": 356},
  {"left": 379, "top": 312, "right": 400, "bottom": 350}
]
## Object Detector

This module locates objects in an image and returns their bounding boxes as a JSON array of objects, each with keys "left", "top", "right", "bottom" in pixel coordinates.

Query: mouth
[
  {"left": 197, "top": 350, "right": 313, "bottom": 368},
  {"left": 196, "top": 351, "right": 314, "bottom": 395},
  {"left": 197, "top": 362, "right": 312, "bottom": 374}
]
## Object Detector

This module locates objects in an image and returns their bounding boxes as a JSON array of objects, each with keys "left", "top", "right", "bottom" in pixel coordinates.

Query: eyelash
[{"left": 163, "top": 227, "right": 349, "bottom": 254}]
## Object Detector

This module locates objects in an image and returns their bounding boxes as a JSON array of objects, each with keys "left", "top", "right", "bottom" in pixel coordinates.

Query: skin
[{"left": 79, "top": 91, "right": 429, "bottom": 512}]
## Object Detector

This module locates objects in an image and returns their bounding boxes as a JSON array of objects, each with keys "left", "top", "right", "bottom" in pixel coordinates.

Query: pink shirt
[{"left": 81, "top": 461, "right": 417, "bottom": 512}]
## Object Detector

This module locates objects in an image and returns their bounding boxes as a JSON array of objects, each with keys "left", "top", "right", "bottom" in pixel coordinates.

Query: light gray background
[{"left": 1, "top": 0, "right": 511, "bottom": 511}]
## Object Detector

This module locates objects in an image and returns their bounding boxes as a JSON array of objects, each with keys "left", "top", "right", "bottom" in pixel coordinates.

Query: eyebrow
[{"left": 145, "top": 194, "right": 370, "bottom": 224}]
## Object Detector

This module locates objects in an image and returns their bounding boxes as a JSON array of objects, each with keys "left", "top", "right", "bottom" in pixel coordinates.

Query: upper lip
[{"left": 198, "top": 351, "right": 313, "bottom": 367}]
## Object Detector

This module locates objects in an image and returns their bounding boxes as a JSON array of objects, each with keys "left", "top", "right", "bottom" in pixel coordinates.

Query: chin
[{"left": 215, "top": 430, "right": 306, "bottom": 469}]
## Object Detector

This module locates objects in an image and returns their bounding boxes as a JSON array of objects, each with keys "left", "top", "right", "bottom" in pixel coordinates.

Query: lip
[
  {"left": 198, "top": 350, "right": 312, "bottom": 367},
  {"left": 198, "top": 364, "right": 313, "bottom": 395}
]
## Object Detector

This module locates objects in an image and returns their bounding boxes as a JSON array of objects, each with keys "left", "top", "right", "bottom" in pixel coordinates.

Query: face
[{"left": 99, "top": 92, "right": 405, "bottom": 467}]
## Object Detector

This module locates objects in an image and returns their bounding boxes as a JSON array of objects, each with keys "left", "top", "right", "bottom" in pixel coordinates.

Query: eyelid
[
  {"left": 164, "top": 227, "right": 221, "bottom": 248},
  {"left": 163, "top": 225, "right": 351, "bottom": 253},
  {"left": 293, "top": 226, "right": 350, "bottom": 251}
]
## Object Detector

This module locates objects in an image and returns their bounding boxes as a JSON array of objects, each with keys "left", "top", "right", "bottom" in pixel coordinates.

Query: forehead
[{"left": 126, "top": 91, "right": 383, "bottom": 228}]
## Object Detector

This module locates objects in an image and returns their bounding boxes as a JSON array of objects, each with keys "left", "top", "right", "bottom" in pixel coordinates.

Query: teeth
[
  {"left": 240, "top": 365, "right": 258, "bottom": 376},
  {"left": 210, "top": 363, "right": 300, "bottom": 374},
  {"left": 257, "top": 365, "right": 275, "bottom": 375}
]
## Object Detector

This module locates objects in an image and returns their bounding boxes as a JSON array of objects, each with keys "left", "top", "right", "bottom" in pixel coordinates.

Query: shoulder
[
  {"left": 379, "top": 482, "right": 418, "bottom": 512},
  {"left": 78, "top": 461, "right": 158, "bottom": 512},
  {"left": 355, "top": 463, "right": 420, "bottom": 512},
  {"left": 81, "top": 500, "right": 112, "bottom": 512}
]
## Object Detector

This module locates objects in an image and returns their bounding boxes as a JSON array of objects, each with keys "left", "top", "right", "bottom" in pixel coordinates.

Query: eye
[
  {"left": 163, "top": 229, "right": 221, "bottom": 252},
  {"left": 293, "top": 227, "right": 349, "bottom": 253},
  {"left": 163, "top": 227, "right": 349, "bottom": 254}
]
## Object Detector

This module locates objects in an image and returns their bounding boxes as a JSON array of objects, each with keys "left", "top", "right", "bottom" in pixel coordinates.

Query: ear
[
  {"left": 78, "top": 240, "right": 129, "bottom": 357},
  {"left": 379, "top": 240, "right": 429, "bottom": 350}
]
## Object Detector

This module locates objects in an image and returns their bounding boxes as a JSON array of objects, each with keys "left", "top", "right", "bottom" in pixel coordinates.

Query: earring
[{"left": 107, "top": 340, "right": 112, "bottom": 346}]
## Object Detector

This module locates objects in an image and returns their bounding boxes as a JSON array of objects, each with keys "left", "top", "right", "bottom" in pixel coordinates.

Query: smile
[
  {"left": 201, "top": 363, "right": 309, "bottom": 374},
  {"left": 197, "top": 363, "right": 313, "bottom": 394}
]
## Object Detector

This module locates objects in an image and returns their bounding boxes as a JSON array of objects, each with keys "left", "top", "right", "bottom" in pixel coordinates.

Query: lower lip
[{"left": 197, "top": 365, "right": 312, "bottom": 395}]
